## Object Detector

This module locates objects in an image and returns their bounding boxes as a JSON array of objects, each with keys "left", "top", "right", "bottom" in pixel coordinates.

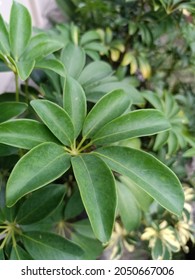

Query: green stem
[
  {"left": 15, "top": 73, "right": 19, "bottom": 102},
  {"left": 77, "top": 137, "right": 87, "bottom": 151},
  {"left": 0, "top": 231, "right": 10, "bottom": 249},
  {"left": 78, "top": 141, "right": 93, "bottom": 153}
]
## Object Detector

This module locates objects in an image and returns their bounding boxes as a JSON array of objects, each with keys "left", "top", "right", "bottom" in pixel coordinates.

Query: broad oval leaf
[
  {"left": 117, "top": 180, "right": 141, "bottom": 231},
  {"left": 9, "top": 2, "right": 32, "bottom": 59},
  {"left": 16, "top": 184, "right": 66, "bottom": 224},
  {"left": 82, "top": 89, "right": 131, "bottom": 139},
  {"left": 22, "top": 231, "right": 84, "bottom": 260},
  {"left": 35, "top": 58, "right": 66, "bottom": 77},
  {"left": 78, "top": 61, "right": 113, "bottom": 87},
  {"left": 6, "top": 142, "right": 71, "bottom": 206},
  {"left": 71, "top": 154, "right": 116, "bottom": 242},
  {"left": 95, "top": 146, "right": 184, "bottom": 216},
  {"left": 21, "top": 33, "right": 64, "bottom": 61},
  {"left": 0, "top": 119, "right": 60, "bottom": 150},
  {"left": 10, "top": 245, "right": 33, "bottom": 260},
  {"left": 61, "top": 43, "right": 86, "bottom": 78},
  {"left": 31, "top": 100, "right": 74, "bottom": 146},
  {"left": 63, "top": 75, "right": 86, "bottom": 138},
  {"left": 0, "top": 102, "right": 27, "bottom": 123},
  {"left": 93, "top": 109, "right": 171, "bottom": 145},
  {"left": 0, "top": 15, "right": 10, "bottom": 55}
]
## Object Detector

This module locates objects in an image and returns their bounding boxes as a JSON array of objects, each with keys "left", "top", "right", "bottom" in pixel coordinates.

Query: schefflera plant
[{"left": 0, "top": 77, "right": 184, "bottom": 243}]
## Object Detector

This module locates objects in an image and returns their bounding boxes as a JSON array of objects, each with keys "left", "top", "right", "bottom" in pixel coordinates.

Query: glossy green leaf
[
  {"left": 61, "top": 43, "right": 85, "bottom": 78},
  {"left": 81, "top": 30, "right": 100, "bottom": 45},
  {"left": 0, "top": 119, "right": 60, "bottom": 150},
  {"left": 71, "top": 233, "right": 103, "bottom": 260},
  {"left": 22, "top": 231, "right": 84, "bottom": 260},
  {"left": 78, "top": 61, "right": 113, "bottom": 86},
  {"left": 0, "top": 248, "right": 5, "bottom": 260},
  {"left": 72, "top": 219, "right": 96, "bottom": 239},
  {"left": 31, "top": 100, "right": 74, "bottom": 146},
  {"left": 10, "top": 245, "right": 33, "bottom": 260},
  {"left": 63, "top": 75, "right": 86, "bottom": 138},
  {"left": 17, "top": 184, "right": 66, "bottom": 224},
  {"left": 184, "top": 147, "right": 195, "bottom": 157},
  {"left": 9, "top": 2, "right": 32, "bottom": 59},
  {"left": 83, "top": 89, "right": 131, "bottom": 139},
  {"left": 71, "top": 154, "right": 116, "bottom": 242},
  {"left": 0, "top": 15, "right": 10, "bottom": 54},
  {"left": 93, "top": 109, "right": 171, "bottom": 145},
  {"left": 35, "top": 59, "right": 66, "bottom": 77},
  {"left": 0, "top": 102, "right": 27, "bottom": 123},
  {"left": 95, "top": 146, "right": 184, "bottom": 216},
  {"left": 6, "top": 142, "right": 71, "bottom": 206},
  {"left": 15, "top": 60, "right": 35, "bottom": 81},
  {"left": 117, "top": 181, "right": 141, "bottom": 231},
  {"left": 22, "top": 33, "right": 64, "bottom": 61},
  {"left": 120, "top": 176, "right": 153, "bottom": 212}
]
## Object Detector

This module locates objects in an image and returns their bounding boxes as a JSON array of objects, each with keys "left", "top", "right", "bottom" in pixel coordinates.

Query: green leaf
[
  {"left": 95, "top": 146, "right": 184, "bottom": 216},
  {"left": 0, "top": 144, "right": 17, "bottom": 157},
  {"left": 82, "top": 89, "right": 131, "bottom": 139},
  {"left": 117, "top": 180, "right": 141, "bottom": 231},
  {"left": 78, "top": 61, "right": 113, "bottom": 87},
  {"left": 71, "top": 233, "right": 103, "bottom": 260},
  {"left": 63, "top": 75, "right": 86, "bottom": 138},
  {"left": 61, "top": 43, "right": 85, "bottom": 78},
  {"left": 184, "top": 147, "right": 195, "bottom": 157},
  {"left": 0, "top": 15, "right": 10, "bottom": 55},
  {"left": 120, "top": 176, "right": 153, "bottom": 212},
  {"left": 152, "top": 238, "right": 164, "bottom": 260},
  {"left": 21, "top": 33, "right": 64, "bottom": 61},
  {"left": 93, "top": 109, "right": 171, "bottom": 145},
  {"left": 0, "top": 102, "right": 27, "bottom": 123},
  {"left": 10, "top": 245, "right": 33, "bottom": 260},
  {"left": 9, "top": 2, "right": 32, "bottom": 59},
  {"left": 64, "top": 187, "right": 84, "bottom": 220},
  {"left": 0, "top": 119, "right": 60, "bottom": 150},
  {"left": 6, "top": 142, "right": 71, "bottom": 206},
  {"left": 0, "top": 248, "right": 5, "bottom": 260},
  {"left": 154, "top": 131, "right": 169, "bottom": 151},
  {"left": 31, "top": 100, "right": 74, "bottom": 146},
  {"left": 15, "top": 60, "right": 35, "bottom": 81},
  {"left": 35, "top": 58, "right": 66, "bottom": 77},
  {"left": 22, "top": 231, "right": 84, "bottom": 260},
  {"left": 71, "top": 154, "right": 116, "bottom": 242},
  {"left": 81, "top": 30, "right": 100, "bottom": 45},
  {"left": 16, "top": 184, "right": 66, "bottom": 224}
]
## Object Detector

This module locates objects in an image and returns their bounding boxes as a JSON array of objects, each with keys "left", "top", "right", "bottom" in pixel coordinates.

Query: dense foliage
[{"left": 0, "top": 1, "right": 195, "bottom": 260}]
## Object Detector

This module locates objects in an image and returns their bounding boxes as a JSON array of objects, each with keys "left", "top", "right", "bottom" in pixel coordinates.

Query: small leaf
[
  {"left": 0, "top": 15, "right": 10, "bottom": 55},
  {"left": 63, "top": 75, "right": 86, "bottom": 138},
  {"left": 16, "top": 184, "right": 66, "bottom": 224},
  {"left": 22, "top": 33, "right": 64, "bottom": 61},
  {"left": 83, "top": 89, "right": 131, "bottom": 139},
  {"left": 6, "top": 142, "right": 71, "bottom": 206},
  {"left": 0, "top": 119, "right": 60, "bottom": 149},
  {"left": 10, "top": 245, "right": 33, "bottom": 260},
  {"left": 184, "top": 147, "right": 195, "bottom": 157},
  {"left": 35, "top": 58, "right": 66, "bottom": 77},
  {"left": 0, "top": 102, "right": 27, "bottom": 123},
  {"left": 61, "top": 43, "right": 85, "bottom": 78},
  {"left": 71, "top": 154, "right": 116, "bottom": 242},
  {"left": 71, "top": 233, "right": 103, "bottom": 260},
  {"left": 22, "top": 231, "right": 84, "bottom": 260},
  {"left": 9, "top": 2, "right": 32, "bottom": 59},
  {"left": 15, "top": 60, "right": 35, "bottom": 81},
  {"left": 117, "top": 180, "right": 141, "bottom": 231},
  {"left": 95, "top": 146, "right": 184, "bottom": 216},
  {"left": 78, "top": 61, "right": 113, "bottom": 86},
  {"left": 64, "top": 187, "right": 84, "bottom": 220},
  {"left": 93, "top": 109, "right": 171, "bottom": 145},
  {"left": 152, "top": 238, "right": 164, "bottom": 260},
  {"left": 31, "top": 100, "right": 74, "bottom": 146},
  {"left": 80, "top": 30, "right": 100, "bottom": 45}
]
